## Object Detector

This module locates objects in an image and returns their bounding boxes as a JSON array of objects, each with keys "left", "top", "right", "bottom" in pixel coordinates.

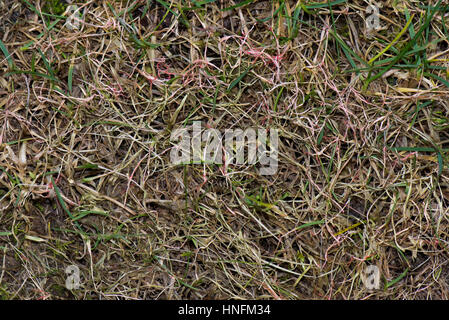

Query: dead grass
[{"left": 0, "top": 0, "right": 449, "bottom": 299}]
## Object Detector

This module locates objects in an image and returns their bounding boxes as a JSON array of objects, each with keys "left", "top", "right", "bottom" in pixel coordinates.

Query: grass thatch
[{"left": 0, "top": 0, "right": 449, "bottom": 299}]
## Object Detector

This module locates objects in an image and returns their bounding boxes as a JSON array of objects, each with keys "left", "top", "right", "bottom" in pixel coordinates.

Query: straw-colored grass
[{"left": 0, "top": 0, "right": 448, "bottom": 299}]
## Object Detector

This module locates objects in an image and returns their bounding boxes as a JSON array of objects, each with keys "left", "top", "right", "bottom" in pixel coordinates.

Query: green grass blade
[
  {"left": 364, "top": 0, "right": 443, "bottom": 90},
  {"left": 0, "top": 39, "right": 14, "bottom": 69},
  {"left": 368, "top": 14, "right": 415, "bottom": 65},
  {"left": 424, "top": 72, "right": 449, "bottom": 88},
  {"left": 227, "top": 67, "right": 251, "bottom": 92},
  {"left": 50, "top": 176, "right": 85, "bottom": 234},
  {"left": 304, "top": 0, "right": 346, "bottom": 10},
  {"left": 296, "top": 220, "right": 325, "bottom": 230},
  {"left": 386, "top": 268, "right": 409, "bottom": 288}
]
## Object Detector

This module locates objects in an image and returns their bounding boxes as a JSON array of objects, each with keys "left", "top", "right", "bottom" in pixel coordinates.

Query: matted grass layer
[{"left": 0, "top": 0, "right": 449, "bottom": 299}]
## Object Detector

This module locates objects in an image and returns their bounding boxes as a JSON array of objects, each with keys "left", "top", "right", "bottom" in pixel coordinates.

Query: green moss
[
  {"left": 50, "top": 283, "right": 69, "bottom": 297},
  {"left": 0, "top": 286, "right": 10, "bottom": 300},
  {"left": 43, "top": 0, "right": 68, "bottom": 15}
]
